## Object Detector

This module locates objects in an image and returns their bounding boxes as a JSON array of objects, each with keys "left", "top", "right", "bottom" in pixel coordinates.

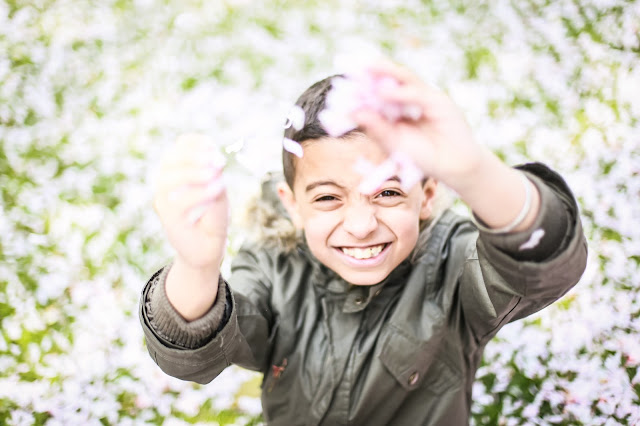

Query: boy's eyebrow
[
  {"left": 305, "top": 180, "right": 345, "bottom": 193},
  {"left": 305, "top": 176, "right": 402, "bottom": 193}
]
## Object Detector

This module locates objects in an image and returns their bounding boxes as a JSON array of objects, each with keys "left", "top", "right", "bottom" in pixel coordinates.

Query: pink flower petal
[
  {"left": 392, "top": 152, "right": 424, "bottom": 191},
  {"left": 358, "top": 158, "right": 397, "bottom": 194},
  {"left": 282, "top": 138, "right": 304, "bottom": 158},
  {"left": 318, "top": 109, "right": 357, "bottom": 137},
  {"left": 353, "top": 156, "right": 376, "bottom": 176},
  {"left": 320, "top": 69, "right": 418, "bottom": 134}
]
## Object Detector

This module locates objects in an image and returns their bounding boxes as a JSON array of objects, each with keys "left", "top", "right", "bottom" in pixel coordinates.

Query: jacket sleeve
[
  {"left": 139, "top": 248, "right": 276, "bottom": 384},
  {"left": 458, "top": 162, "right": 588, "bottom": 343}
]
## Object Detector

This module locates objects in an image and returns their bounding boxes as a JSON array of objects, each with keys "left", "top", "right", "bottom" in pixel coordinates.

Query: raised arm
[
  {"left": 349, "top": 60, "right": 586, "bottom": 339},
  {"left": 140, "top": 134, "right": 273, "bottom": 383},
  {"left": 152, "top": 133, "right": 229, "bottom": 320}
]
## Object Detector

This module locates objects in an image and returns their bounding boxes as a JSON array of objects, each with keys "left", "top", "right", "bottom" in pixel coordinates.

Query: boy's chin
[{"left": 335, "top": 270, "right": 390, "bottom": 286}]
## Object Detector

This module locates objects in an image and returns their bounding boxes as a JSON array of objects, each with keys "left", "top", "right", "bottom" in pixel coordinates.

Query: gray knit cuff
[
  {"left": 478, "top": 172, "right": 569, "bottom": 262},
  {"left": 146, "top": 265, "right": 228, "bottom": 349}
]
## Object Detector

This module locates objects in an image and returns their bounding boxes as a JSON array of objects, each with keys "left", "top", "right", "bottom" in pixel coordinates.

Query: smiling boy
[
  {"left": 140, "top": 61, "right": 587, "bottom": 425},
  {"left": 279, "top": 134, "right": 435, "bottom": 286}
]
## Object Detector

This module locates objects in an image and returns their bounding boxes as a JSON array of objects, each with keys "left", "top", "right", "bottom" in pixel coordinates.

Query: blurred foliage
[{"left": 0, "top": 0, "right": 638, "bottom": 424}]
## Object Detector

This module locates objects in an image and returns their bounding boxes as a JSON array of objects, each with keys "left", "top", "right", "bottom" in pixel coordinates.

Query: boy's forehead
[{"left": 293, "top": 136, "right": 387, "bottom": 187}]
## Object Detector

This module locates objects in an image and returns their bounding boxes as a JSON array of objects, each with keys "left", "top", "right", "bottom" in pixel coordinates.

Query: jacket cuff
[
  {"left": 477, "top": 168, "right": 569, "bottom": 262},
  {"left": 145, "top": 265, "right": 230, "bottom": 349}
]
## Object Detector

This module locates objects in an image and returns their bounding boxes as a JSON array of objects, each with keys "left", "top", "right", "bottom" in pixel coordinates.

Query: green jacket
[{"left": 140, "top": 163, "right": 587, "bottom": 425}]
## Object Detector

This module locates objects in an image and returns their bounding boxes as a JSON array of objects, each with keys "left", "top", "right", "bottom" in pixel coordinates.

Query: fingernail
[{"left": 187, "top": 206, "right": 206, "bottom": 225}]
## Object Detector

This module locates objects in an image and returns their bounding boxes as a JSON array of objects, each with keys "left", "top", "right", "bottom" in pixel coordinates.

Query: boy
[{"left": 140, "top": 61, "right": 587, "bottom": 425}]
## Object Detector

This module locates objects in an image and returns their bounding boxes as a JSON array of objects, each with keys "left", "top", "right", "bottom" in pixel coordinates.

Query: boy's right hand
[{"left": 153, "top": 134, "right": 229, "bottom": 273}]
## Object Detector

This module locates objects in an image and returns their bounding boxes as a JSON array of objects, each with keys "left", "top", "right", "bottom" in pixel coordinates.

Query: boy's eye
[
  {"left": 376, "top": 189, "right": 402, "bottom": 198},
  {"left": 315, "top": 195, "right": 338, "bottom": 202}
]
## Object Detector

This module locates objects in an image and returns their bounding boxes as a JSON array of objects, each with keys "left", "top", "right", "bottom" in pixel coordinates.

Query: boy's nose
[{"left": 342, "top": 201, "right": 378, "bottom": 239}]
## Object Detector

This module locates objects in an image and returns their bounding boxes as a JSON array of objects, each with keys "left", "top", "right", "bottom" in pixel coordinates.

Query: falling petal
[
  {"left": 211, "top": 150, "right": 227, "bottom": 168},
  {"left": 284, "top": 105, "right": 306, "bottom": 130},
  {"left": 290, "top": 105, "right": 306, "bottom": 130},
  {"left": 392, "top": 152, "right": 424, "bottom": 191},
  {"left": 318, "top": 109, "right": 358, "bottom": 137},
  {"left": 283, "top": 137, "right": 304, "bottom": 158},
  {"left": 519, "top": 229, "right": 546, "bottom": 250},
  {"left": 358, "top": 158, "right": 397, "bottom": 195},
  {"left": 353, "top": 156, "right": 376, "bottom": 176},
  {"left": 224, "top": 139, "right": 244, "bottom": 154},
  {"left": 375, "top": 76, "right": 399, "bottom": 93},
  {"left": 320, "top": 66, "right": 422, "bottom": 135},
  {"left": 398, "top": 162, "right": 423, "bottom": 191}
]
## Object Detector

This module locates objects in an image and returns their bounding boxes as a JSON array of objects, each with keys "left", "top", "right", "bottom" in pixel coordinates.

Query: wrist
[
  {"left": 445, "top": 146, "right": 496, "bottom": 195},
  {"left": 173, "top": 255, "right": 221, "bottom": 280},
  {"left": 166, "top": 258, "right": 221, "bottom": 321},
  {"left": 455, "top": 154, "right": 541, "bottom": 232}
]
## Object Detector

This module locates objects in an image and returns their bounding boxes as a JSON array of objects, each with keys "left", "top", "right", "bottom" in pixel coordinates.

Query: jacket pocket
[{"left": 378, "top": 304, "right": 459, "bottom": 393}]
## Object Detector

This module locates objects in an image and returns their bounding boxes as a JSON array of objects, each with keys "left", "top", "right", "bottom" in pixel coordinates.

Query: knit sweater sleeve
[{"left": 143, "top": 265, "right": 230, "bottom": 349}]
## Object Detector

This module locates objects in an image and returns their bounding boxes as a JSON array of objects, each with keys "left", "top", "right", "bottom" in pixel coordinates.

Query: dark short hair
[{"left": 283, "top": 75, "right": 360, "bottom": 190}]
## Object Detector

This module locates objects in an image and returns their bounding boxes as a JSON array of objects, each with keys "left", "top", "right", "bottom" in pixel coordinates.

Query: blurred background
[{"left": 1, "top": 0, "right": 639, "bottom": 424}]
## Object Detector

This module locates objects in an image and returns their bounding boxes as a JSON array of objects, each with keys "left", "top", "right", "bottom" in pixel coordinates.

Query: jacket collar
[
  {"left": 297, "top": 209, "right": 463, "bottom": 313},
  {"left": 297, "top": 235, "right": 414, "bottom": 313}
]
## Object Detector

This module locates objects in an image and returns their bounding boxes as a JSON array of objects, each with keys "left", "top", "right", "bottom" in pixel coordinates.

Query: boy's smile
[{"left": 278, "top": 134, "right": 436, "bottom": 286}]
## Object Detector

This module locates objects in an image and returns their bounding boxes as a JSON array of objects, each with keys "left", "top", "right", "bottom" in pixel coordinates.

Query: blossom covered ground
[{"left": 1, "top": 0, "right": 639, "bottom": 424}]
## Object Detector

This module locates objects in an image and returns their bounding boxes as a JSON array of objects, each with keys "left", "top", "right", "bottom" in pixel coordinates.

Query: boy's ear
[
  {"left": 419, "top": 178, "right": 438, "bottom": 220},
  {"left": 277, "top": 181, "right": 304, "bottom": 229}
]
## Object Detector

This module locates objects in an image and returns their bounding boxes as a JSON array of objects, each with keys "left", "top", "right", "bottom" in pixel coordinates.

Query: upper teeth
[{"left": 342, "top": 244, "right": 385, "bottom": 259}]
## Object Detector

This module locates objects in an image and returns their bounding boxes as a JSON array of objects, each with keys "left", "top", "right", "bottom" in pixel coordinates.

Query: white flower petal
[
  {"left": 290, "top": 105, "right": 306, "bottom": 130},
  {"left": 284, "top": 105, "right": 306, "bottom": 131},
  {"left": 318, "top": 109, "right": 358, "bottom": 137},
  {"left": 282, "top": 137, "right": 304, "bottom": 158}
]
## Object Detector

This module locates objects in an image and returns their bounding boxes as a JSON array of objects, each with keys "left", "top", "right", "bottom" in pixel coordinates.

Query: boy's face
[{"left": 278, "top": 134, "right": 436, "bottom": 286}]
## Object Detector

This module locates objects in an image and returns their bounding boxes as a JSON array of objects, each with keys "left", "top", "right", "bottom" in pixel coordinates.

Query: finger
[
  {"left": 365, "top": 59, "right": 423, "bottom": 86},
  {"left": 167, "top": 176, "right": 226, "bottom": 208},
  {"left": 199, "top": 202, "right": 228, "bottom": 234},
  {"left": 378, "top": 81, "right": 443, "bottom": 111},
  {"left": 156, "top": 177, "right": 226, "bottom": 223},
  {"left": 186, "top": 183, "right": 226, "bottom": 225}
]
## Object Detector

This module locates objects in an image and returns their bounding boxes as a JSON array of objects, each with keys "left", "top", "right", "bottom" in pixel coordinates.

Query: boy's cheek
[{"left": 302, "top": 215, "right": 335, "bottom": 240}]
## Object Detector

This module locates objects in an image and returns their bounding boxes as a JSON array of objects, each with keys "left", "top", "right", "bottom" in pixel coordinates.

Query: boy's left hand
[
  {"left": 350, "top": 60, "right": 541, "bottom": 233},
  {"left": 351, "top": 60, "right": 485, "bottom": 190}
]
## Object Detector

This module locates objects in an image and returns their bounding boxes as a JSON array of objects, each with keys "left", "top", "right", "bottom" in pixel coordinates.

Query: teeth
[{"left": 341, "top": 244, "right": 385, "bottom": 259}]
